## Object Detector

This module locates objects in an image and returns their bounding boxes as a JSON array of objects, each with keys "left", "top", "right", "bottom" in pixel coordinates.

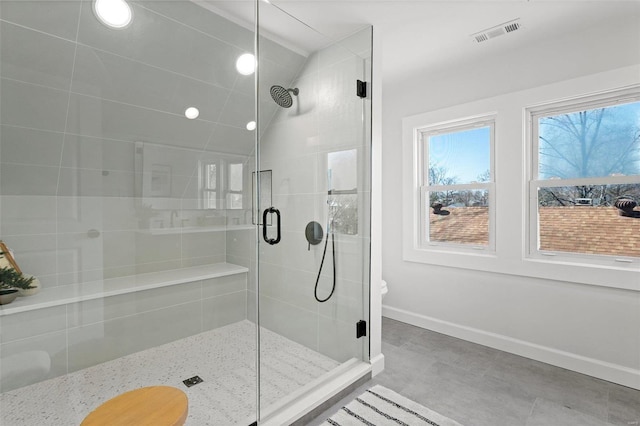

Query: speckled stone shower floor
[{"left": 0, "top": 320, "right": 339, "bottom": 425}]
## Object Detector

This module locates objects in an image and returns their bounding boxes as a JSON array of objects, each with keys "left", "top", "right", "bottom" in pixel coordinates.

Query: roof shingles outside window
[
  {"left": 430, "top": 207, "right": 489, "bottom": 245},
  {"left": 538, "top": 206, "right": 639, "bottom": 257},
  {"left": 430, "top": 206, "right": 640, "bottom": 257}
]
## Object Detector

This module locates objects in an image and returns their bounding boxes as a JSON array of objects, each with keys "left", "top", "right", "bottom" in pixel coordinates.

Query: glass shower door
[
  {"left": 255, "top": 2, "right": 372, "bottom": 419},
  {"left": 0, "top": 0, "right": 259, "bottom": 424}
]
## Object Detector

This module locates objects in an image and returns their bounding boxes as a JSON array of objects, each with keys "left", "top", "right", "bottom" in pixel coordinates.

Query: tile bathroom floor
[{"left": 309, "top": 317, "right": 640, "bottom": 426}]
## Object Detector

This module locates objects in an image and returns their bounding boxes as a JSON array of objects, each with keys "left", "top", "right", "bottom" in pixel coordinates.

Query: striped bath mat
[{"left": 322, "top": 385, "right": 463, "bottom": 426}]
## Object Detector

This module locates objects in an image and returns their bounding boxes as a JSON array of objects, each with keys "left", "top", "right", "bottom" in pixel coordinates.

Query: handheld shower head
[{"left": 270, "top": 85, "right": 299, "bottom": 108}]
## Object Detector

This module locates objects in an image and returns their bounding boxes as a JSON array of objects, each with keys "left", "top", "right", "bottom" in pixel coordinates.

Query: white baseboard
[
  {"left": 370, "top": 353, "right": 385, "bottom": 377},
  {"left": 382, "top": 305, "right": 640, "bottom": 390}
]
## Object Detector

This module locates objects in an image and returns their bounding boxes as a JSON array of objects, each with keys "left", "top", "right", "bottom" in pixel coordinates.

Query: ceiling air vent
[
  {"left": 474, "top": 33, "right": 489, "bottom": 43},
  {"left": 472, "top": 19, "right": 521, "bottom": 43}
]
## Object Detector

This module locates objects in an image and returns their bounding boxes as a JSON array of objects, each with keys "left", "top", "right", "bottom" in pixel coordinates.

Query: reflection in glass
[
  {"left": 252, "top": 170, "right": 272, "bottom": 225},
  {"left": 328, "top": 194, "right": 358, "bottom": 235},
  {"left": 538, "top": 101, "right": 640, "bottom": 180},
  {"left": 150, "top": 164, "right": 172, "bottom": 197},
  {"left": 203, "top": 163, "right": 217, "bottom": 209},
  {"left": 328, "top": 149, "right": 358, "bottom": 235},
  {"left": 227, "top": 163, "right": 243, "bottom": 209}
]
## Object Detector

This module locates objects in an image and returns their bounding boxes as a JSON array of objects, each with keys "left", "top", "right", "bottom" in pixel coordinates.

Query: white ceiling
[{"left": 205, "top": 0, "right": 640, "bottom": 84}]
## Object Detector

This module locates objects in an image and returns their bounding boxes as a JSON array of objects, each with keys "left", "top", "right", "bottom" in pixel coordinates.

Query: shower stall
[{"left": 0, "top": 0, "right": 373, "bottom": 424}]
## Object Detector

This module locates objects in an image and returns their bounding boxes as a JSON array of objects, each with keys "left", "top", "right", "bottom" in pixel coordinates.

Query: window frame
[
  {"left": 526, "top": 87, "right": 640, "bottom": 266},
  {"left": 225, "top": 161, "right": 245, "bottom": 210},
  {"left": 417, "top": 114, "right": 497, "bottom": 253},
  {"left": 199, "top": 160, "right": 219, "bottom": 209}
]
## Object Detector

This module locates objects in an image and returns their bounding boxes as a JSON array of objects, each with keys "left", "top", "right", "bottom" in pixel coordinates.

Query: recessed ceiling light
[
  {"left": 94, "top": 0, "right": 132, "bottom": 29},
  {"left": 246, "top": 121, "right": 256, "bottom": 131},
  {"left": 185, "top": 107, "right": 200, "bottom": 119},
  {"left": 236, "top": 53, "right": 256, "bottom": 76}
]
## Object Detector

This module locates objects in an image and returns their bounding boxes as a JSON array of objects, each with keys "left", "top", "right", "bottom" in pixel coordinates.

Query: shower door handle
[{"left": 262, "top": 207, "right": 281, "bottom": 245}]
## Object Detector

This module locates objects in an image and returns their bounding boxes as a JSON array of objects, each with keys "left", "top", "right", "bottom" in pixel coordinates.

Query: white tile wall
[
  {"left": 259, "top": 294, "right": 318, "bottom": 350},
  {"left": 0, "top": 163, "right": 59, "bottom": 196},
  {"left": 0, "top": 79, "right": 69, "bottom": 131},
  {"left": 0, "top": 21, "right": 76, "bottom": 90},
  {"left": 137, "top": 1, "right": 254, "bottom": 51},
  {"left": 6, "top": 234, "right": 58, "bottom": 280},
  {"left": 0, "top": 0, "right": 81, "bottom": 41},
  {"left": 65, "top": 94, "right": 216, "bottom": 149},
  {"left": 70, "top": 45, "right": 231, "bottom": 123},
  {"left": 60, "top": 135, "right": 136, "bottom": 172},
  {"left": 217, "top": 90, "right": 254, "bottom": 129},
  {"left": 0, "top": 331, "right": 68, "bottom": 392},
  {"left": 76, "top": 2, "right": 240, "bottom": 89},
  {"left": 0, "top": 125, "right": 64, "bottom": 167},
  {"left": 0, "top": 195, "right": 57, "bottom": 236},
  {"left": 318, "top": 315, "right": 362, "bottom": 362},
  {"left": 255, "top": 27, "right": 372, "bottom": 362},
  {"left": 0, "top": 273, "right": 247, "bottom": 392},
  {"left": 205, "top": 123, "right": 254, "bottom": 154},
  {"left": 202, "top": 291, "right": 247, "bottom": 330},
  {"left": 0, "top": 305, "right": 67, "bottom": 345}
]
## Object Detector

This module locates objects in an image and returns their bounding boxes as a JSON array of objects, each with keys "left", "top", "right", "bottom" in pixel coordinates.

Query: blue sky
[{"left": 429, "top": 127, "right": 491, "bottom": 184}]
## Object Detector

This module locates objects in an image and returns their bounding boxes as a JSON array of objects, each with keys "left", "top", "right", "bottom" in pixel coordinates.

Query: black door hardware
[{"left": 262, "top": 207, "right": 281, "bottom": 245}]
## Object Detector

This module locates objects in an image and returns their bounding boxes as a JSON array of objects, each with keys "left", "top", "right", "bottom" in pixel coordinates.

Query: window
[
  {"left": 202, "top": 162, "right": 217, "bottom": 209},
  {"left": 418, "top": 116, "right": 495, "bottom": 251},
  {"left": 529, "top": 90, "right": 640, "bottom": 263},
  {"left": 226, "top": 162, "right": 244, "bottom": 209},
  {"left": 200, "top": 160, "right": 246, "bottom": 210}
]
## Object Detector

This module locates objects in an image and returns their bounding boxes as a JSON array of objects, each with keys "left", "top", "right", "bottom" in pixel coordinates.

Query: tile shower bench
[
  {"left": 0, "top": 263, "right": 248, "bottom": 316},
  {"left": 0, "top": 263, "right": 249, "bottom": 393}
]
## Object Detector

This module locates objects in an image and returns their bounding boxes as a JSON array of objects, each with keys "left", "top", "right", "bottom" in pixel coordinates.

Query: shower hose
[{"left": 314, "top": 229, "right": 336, "bottom": 303}]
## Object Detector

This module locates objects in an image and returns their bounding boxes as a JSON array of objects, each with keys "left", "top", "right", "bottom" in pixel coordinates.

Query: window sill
[
  {"left": 403, "top": 247, "right": 640, "bottom": 292},
  {"left": 422, "top": 244, "right": 495, "bottom": 256}
]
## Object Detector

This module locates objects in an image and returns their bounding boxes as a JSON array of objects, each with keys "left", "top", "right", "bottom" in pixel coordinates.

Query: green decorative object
[{"left": 0, "top": 267, "right": 35, "bottom": 290}]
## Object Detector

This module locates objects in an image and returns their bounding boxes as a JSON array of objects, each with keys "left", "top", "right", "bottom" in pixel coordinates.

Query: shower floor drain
[{"left": 182, "top": 376, "right": 203, "bottom": 387}]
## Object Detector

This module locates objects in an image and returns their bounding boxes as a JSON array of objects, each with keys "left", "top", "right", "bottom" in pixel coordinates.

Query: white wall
[{"left": 381, "top": 16, "right": 640, "bottom": 389}]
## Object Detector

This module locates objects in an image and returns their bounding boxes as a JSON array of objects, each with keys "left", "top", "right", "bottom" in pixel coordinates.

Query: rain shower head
[{"left": 270, "top": 85, "right": 299, "bottom": 108}]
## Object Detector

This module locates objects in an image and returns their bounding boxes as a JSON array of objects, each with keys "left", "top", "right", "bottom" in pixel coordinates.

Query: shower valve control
[{"left": 305, "top": 221, "right": 324, "bottom": 250}]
